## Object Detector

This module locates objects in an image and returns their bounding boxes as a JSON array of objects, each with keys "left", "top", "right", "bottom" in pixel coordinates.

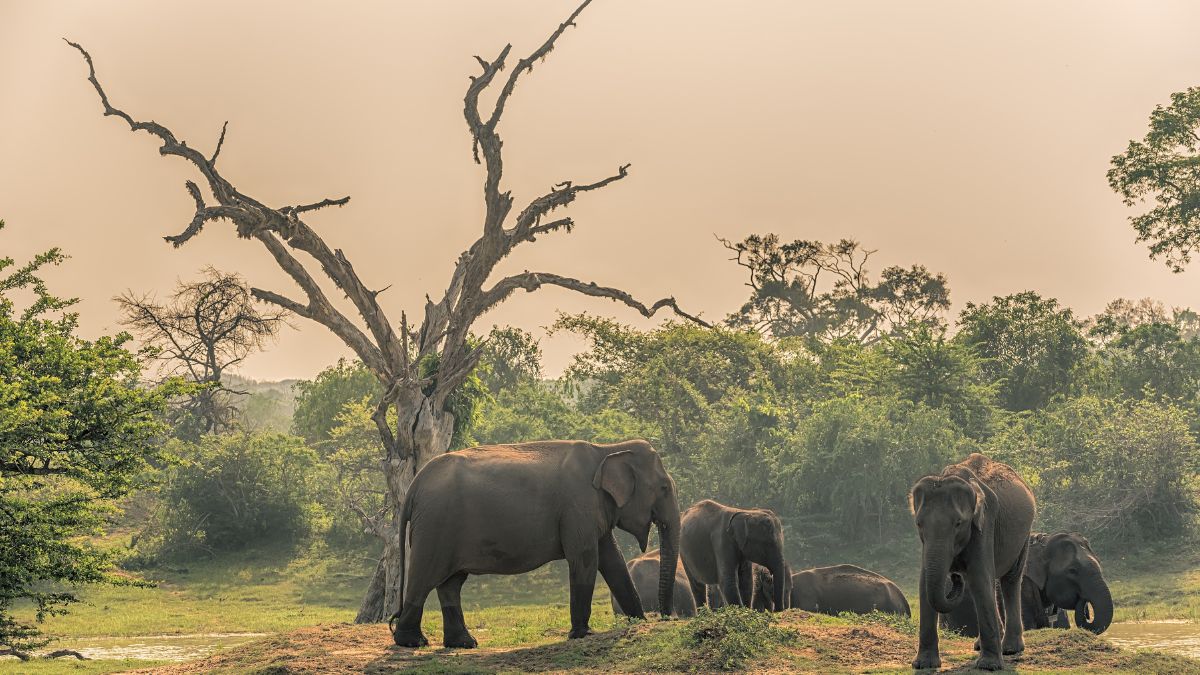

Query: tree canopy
[{"left": 0, "top": 222, "right": 179, "bottom": 655}]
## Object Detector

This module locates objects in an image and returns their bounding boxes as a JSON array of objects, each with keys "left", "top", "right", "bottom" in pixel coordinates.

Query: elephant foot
[
  {"left": 1002, "top": 639, "right": 1025, "bottom": 656},
  {"left": 392, "top": 628, "right": 429, "bottom": 648},
  {"left": 974, "top": 654, "right": 1005, "bottom": 671},
  {"left": 443, "top": 630, "right": 478, "bottom": 649},
  {"left": 568, "top": 625, "right": 593, "bottom": 639},
  {"left": 911, "top": 651, "right": 941, "bottom": 670}
]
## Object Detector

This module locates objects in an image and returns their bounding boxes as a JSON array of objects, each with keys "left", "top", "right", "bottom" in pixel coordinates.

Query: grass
[
  {"left": 105, "top": 606, "right": 1200, "bottom": 674},
  {"left": 4, "top": 533, "right": 1200, "bottom": 672},
  {"left": 0, "top": 659, "right": 167, "bottom": 674}
]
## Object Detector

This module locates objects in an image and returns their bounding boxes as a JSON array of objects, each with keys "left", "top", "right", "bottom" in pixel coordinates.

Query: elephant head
[
  {"left": 911, "top": 474, "right": 983, "bottom": 614},
  {"left": 752, "top": 561, "right": 793, "bottom": 611},
  {"left": 1027, "top": 532, "right": 1113, "bottom": 634},
  {"left": 593, "top": 443, "right": 682, "bottom": 616},
  {"left": 730, "top": 509, "right": 788, "bottom": 611}
]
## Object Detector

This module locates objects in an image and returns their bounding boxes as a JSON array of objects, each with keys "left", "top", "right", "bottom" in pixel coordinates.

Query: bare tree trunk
[{"left": 356, "top": 396, "right": 455, "bottom": 623}]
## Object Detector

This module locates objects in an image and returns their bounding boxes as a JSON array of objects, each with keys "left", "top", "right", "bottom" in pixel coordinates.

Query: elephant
[
  {"left": 788, "top": 564, "right": 910, "bottom": 617},
  {"left": 680, "top": 499, "right": 789, "bottom": 612},
  {"left": 749, "top": 562, "right": 793, "bottom": 611},
  {"left": 940, "top": 531, "right": 1113, "bottom": 636},
  {"left": 388, "top": 440, "right": 681, "bottom": 648},
  {"left": 611, "top": 549, "right": 697, "bottom": 618},
  {"left": 910, "top": 453, "right": 1036, "bottom": 671}
]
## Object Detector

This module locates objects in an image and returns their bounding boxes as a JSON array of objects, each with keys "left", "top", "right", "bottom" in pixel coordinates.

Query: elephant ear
[
  {"left": 969, "top": 479, "right": 988, "bottom": 532},
  {"left": 729, "top": 512, "right": 751, "bottom": 549},
  {"left": 593, "top": 450, "right": 636, "bottom": 508}
]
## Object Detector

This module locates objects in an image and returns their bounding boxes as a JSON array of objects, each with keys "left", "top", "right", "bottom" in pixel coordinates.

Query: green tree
[
  {"left": 292, "top": 359, "right": 381, "bottom": 443},
  {"left": 884, "top": 326, "right": 999, "bottom": 438},
  {"left": 722, "top": 234, "right": 950, "bottom": 345},
  {"left": 957, "top": 292, "right": 1088, "bottom": 411},
  {"left": 0, "top": 224, "right": 178, "bottom": 655},
  {"left": 1109, "top": 87, "right": 1200, "bottom": 271},
  {"left": 1103, "top": 323, "right": 1200, "bottom": 403},
  {"left": 478, "top": 326, "right": 542, "bottom": 394}
]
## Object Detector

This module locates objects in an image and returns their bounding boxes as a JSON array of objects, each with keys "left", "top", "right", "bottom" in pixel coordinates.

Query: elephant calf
[
  {"left": 789, "top": 564, "right": 910, "bottom": 617},
  {"left": 681, "top": 499, "right": 789, "bottom": 612},
  {"left": 940, "top": 531, "right": 1113, "bottom": 637},
  {"left": 611, "top": 549, "right": 697, "bottom": 618},
  {"left": 749, "top": 562, "right": 792, "bottom": 611},
  {"left": 389, "top": 440, "right": 681, "bottom": 649}
]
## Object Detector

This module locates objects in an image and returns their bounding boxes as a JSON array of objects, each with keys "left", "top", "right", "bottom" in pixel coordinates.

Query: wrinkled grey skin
[
  {"left": 611, "top": 549, "right": 697, "bottom": 618},
  {"left": 789, "top": 564, "right": 910, "bottom": 617},
  {"left": 681, "top": 500, "right": 789, "bottom": 612},
  {"left": 911, "top": 453, "right": 1036, "bottom": 672},
  {"left": 941, "top": 531, "right": 1112, "bottom": 636},
  {"left": 389, "top": 440, "right": 681, "bottom": 649},
  {"left": 748, "top": 562, "right": 793, "bottom": 611}
]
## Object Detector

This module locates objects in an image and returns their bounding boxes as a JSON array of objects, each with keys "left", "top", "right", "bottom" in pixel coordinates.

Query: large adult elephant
[
  {"left": 910, "top": 453, "right": 1036, "bottom": 672},
  {"left": 680, "top": 500, "right": 789, "bottom": 611},
  {"left": 389, "top": 440, "right": 681, "bottom": 649},
  {"left": 940, "top": 531, "right": 1113, "bottom": 636},
  {"left": 789, "top": 564, "right": 910, "bottom": 617},
  {"left": 611, "top": 549, "right": 697, "bottom": 618}
]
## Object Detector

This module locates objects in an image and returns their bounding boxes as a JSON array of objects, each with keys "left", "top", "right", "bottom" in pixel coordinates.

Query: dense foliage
[{"left": 0, "top": 225, "right": 179, "bottom": 652}]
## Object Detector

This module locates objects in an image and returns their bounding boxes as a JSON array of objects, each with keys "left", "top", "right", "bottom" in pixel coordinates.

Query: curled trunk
[
  {"left": 1075, "top": 573, "right": 1114, "bottom": 634},
  {"left": 922, "top": 546, "right": 964, "bottom": 614}
]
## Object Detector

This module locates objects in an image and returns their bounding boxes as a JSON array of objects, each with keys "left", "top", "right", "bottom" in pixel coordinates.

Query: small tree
[
  {"left": 70, "top": 0, "right": 705, "bottom": 621},
  {"left": 117, "top": 268, "right": 285, "bottom": 439},
  {"left": 0, "top": 221, "right": 178, "bottom": 657},
  {"left": 722, "top": 234, "right": 950, "bottom": 345}
]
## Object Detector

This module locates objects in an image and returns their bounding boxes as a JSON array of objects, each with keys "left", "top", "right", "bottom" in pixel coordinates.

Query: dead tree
[
  {"left": 117, "top": 267, "right": 286, "bottom": 439},
  {"left": 70, "top": 0, "right": 706, "bottom": 622}
]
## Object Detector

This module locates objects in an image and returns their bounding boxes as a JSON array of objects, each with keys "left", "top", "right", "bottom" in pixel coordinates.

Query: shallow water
[
  {"left": 42, "top": 632, "right": 270, "bottom": 661},
  {"left": 1105, "top": 620, "right": 1200, "bottom": 659}
]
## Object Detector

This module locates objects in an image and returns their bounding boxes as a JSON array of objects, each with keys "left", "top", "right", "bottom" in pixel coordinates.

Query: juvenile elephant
[
  {"left": 789, "top": 564, "right": 910, "bottom": 617},
  {"left": 749, "top": 562, "right": 793, "bottom": 611},
  {"left": 389, "top": 440, "right": 681, "bottom": 648},
  {"left": 940, "top": 531, "right": 1112, "bottom": 636},
  {"left": 611, "top": 549, "right": 697, "bottom": 618},
  {"left": 910, "top": 453, "right": 1036, "bottom": 671},
  {"left": 680, "top": 500, "right": 789, "bottom": 611}
]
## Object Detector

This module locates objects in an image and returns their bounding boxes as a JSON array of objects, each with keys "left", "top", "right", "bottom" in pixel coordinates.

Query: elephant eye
[{"left": 954, "top": 518, "right": 963, "bottom": 527}]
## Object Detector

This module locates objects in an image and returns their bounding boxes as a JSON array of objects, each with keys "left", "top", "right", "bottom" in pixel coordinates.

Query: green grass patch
[{"left": 0, "top": 659, "right": 167, "bottom": 674}]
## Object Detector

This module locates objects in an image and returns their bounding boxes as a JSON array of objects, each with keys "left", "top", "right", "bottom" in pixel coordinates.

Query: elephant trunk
[
  {"left": 769, "top": 555, "right": 788, "bottom": 612},
  {"left": 922, "top": 544, "right": 964, "bottom": 614},
  {"left": 1074, "top": 572, "right": 1114, "bottom": 634},
  {"left": 656, "top": 502, "right": 681, "bottom": 617}
]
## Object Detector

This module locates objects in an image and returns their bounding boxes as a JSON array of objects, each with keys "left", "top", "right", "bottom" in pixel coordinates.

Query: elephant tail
[{"left": 388, "top": 487, "right": 416, "bottom": 632}]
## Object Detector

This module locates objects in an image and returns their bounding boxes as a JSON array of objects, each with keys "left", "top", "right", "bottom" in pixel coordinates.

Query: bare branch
[
  {"left": 288, "top": 196, "right": 351, "bottom": 214},
  {"left": 477, "top": 271, "right": 711, "bottom": 327},
  {"left": 210, "top": 121, "right": 228, "bottom": 165}
]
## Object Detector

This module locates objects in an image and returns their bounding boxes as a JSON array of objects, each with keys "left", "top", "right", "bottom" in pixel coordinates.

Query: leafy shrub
[
  {"left": 994, "top": 396, "right": 1200, "bottom": 543},
  {"left": 684, "top": 606, "right": 795, "bottom": 671},
  {"left": 137, "top": 433, "right": 324, "bottom": 559}
]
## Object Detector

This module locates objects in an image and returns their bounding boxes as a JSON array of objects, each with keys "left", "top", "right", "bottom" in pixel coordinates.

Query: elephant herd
[{"left": 388, "top": 441, "right": 1113, "bottom": 673}]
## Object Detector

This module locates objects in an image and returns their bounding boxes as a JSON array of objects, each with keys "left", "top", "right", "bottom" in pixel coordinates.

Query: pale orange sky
[{"left": 2, "top": 1, "right": 1199, "bottom": 381}]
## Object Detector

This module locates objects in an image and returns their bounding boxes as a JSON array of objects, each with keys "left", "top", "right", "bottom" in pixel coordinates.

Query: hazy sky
[{"left": 3, "top": 1, "right": 1200, "bottom": 381}]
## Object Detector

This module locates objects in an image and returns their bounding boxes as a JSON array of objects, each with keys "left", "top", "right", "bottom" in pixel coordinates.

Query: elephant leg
[
  {"left": 706, "top": 585, "right": 725, "bottom": 609},
  {"left": 1000, "top": 542, "right": 1028, "bottom": 656},
  {"left": 968, "top": 573, "right": 1005, "bottom": 671},
  {"left": 688, "top": 573, "right": 707, "bottom": 609},
  {"left": 598, "top": 533, "right": 645, "bottom": 619},
  {"left": 716, "top": 547, "right": 742, "bottom": 607},
  {"left": 566, "top": 548, "right": 599, "bottom": 639},
  {"left": 391, "top": 561, "right": 437, "bottom": 648},
  {"left": 912, "top": 577, "right": 941, "bottom": 670},
  {"left": 737, "top": 559, "right": 755, "bottom": 609},
  {"left": 437, "top": 572, "right": 476, "bottom": 649}
]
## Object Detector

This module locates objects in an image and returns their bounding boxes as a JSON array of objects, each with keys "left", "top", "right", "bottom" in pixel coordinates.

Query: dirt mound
[{"left": 128, "top": 614, "right": 1200, "bottom": 674}]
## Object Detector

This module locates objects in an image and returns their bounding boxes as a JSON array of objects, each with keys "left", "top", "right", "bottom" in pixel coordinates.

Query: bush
[
  {"left": 777, "top": 395, "right": 971, "bottom": 544},
  {"left": 137, "top": 433, "right": 324, "bottom": 559},
  {"left": 685, "top": 606, "right": 795, "bottom": 671},
  {"left": 994, "top": 396, "right": 1200, "bottom": 543}
]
